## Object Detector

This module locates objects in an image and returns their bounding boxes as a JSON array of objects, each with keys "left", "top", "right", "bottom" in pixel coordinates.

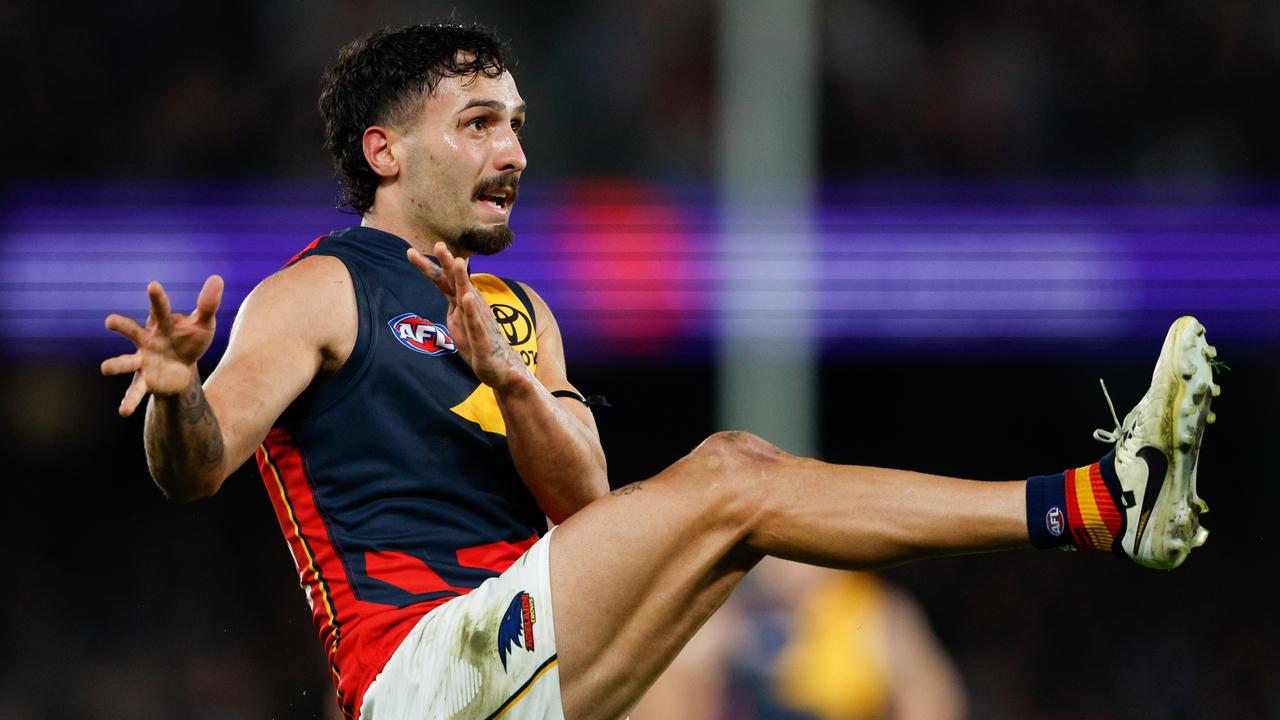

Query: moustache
[{"left": 472, "top": 172, "right": 521, "bottom": 203}]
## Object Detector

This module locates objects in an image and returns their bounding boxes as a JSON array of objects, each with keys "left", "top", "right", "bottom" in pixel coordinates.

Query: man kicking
[{"left": 101, "top": 23, "right": 1218, "bottom": 720}]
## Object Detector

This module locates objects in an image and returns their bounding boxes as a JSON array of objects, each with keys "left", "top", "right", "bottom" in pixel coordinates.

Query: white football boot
[{"left": 1094, "top": 316, "right": 1218, "bottom": 570}]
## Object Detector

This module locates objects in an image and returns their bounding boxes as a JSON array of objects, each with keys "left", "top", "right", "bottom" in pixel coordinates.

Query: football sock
[{"left": 1026, "top": 451, "right": 1126, "bottom": 551}]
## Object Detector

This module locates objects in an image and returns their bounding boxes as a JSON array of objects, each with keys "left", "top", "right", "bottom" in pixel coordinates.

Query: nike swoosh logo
[
  {"left": 1133, "top": 447, "right": 1169, "bottom": 547},
  {"left": 1135, "top": 509, "right": 1152, "bottom": 544}
]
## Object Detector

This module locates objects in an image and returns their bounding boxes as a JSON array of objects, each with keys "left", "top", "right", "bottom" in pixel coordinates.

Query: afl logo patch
[
  {"left": 1045, "top": 506, "right": 1064, "bottom": 537},
  {"left": 388, "top": 312, "right": 457, "bottom": 356}
]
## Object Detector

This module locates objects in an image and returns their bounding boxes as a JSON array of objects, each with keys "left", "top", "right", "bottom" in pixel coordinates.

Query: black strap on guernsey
[
  {"left": 552, "top": 390, "right": 612, "bottom": 408},
  {"left": 500, "top": 276, "right": 537, "bottom": 332}
]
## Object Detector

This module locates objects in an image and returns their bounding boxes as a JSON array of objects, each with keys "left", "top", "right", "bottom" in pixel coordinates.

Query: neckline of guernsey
[{"left": 350, "top": 225, "right": 473, "bottom": 274}]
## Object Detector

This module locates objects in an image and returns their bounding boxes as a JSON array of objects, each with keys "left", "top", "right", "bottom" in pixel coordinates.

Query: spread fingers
[
  {"left": 105, "top": 313, "right": 146, "bottom": 345},
  {"left": 101, "top": 352, "right": 143, "bottom": 376},
  {"left": 147, "top": 281, "right": 172, "bottom": 330},
  {"left": 118, "top": 374, "right": 149, "bottom": 417},
  {"left": 407, "top": 248, "right": 454, "bottom": 297}
]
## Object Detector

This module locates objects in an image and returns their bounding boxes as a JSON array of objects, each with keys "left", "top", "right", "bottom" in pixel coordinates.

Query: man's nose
[{"left": 493, "top": 127, "right": 527, "bottom": 173}]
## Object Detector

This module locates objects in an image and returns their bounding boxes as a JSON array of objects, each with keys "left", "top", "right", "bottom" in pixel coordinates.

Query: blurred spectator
[{"left": 634, "top": 559, "right": 967, "bottom": 720}]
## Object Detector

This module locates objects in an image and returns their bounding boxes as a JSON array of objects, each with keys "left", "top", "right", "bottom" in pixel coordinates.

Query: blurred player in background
[
  {"left": 633, "top": 560, "right": 967, "bottom": 720},
  {"left": 102, "top": 22, "right": 1219, "bottom": 720}
]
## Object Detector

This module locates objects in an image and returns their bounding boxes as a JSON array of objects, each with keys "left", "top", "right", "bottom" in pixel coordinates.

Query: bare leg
[
  {"left": 551, "top": 431, "right": 1028, "bottom": 720},
  {"left": 628, "top": 601, "right": 738, "bottom": 720}
]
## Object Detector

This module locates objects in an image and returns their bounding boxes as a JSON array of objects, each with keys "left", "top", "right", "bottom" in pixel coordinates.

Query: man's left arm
[
  {"left": 498, "top": 281, "right": 608, "bottom": 522},
  {"left": 409, "top": 245, "right": 608, "bottom": 523}
]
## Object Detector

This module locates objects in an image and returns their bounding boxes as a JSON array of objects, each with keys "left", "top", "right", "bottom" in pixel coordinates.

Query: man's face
[{"left": 395, "top": 69, "right": 527, "bottom": 255}]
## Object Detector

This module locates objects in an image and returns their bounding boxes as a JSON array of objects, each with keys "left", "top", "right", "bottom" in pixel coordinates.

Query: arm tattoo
[
  {"left": 610, "top": 481, "right": 645, "bottom": 496},
  {"left": 146, "top": 378, "right": 225, "bottom": 495},
  {"left": 178, "top": 382, "right": 211, "bottom": 424},
  {"left": 177, "top": 382, "right": 225, "bottom": 467}
]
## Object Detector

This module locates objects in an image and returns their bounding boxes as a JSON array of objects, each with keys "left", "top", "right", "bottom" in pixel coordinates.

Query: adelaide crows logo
[
  {"left": 388, "top": 312, "right": 457, "bottom": 356},
  {"left": 497, "top": 591, "right": 536, "bottom": 671}
]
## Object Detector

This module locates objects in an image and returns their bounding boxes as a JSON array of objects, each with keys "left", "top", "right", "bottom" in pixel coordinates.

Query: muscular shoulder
[
  {"left": 236, "top": 254, "right": 357, "bottom": 372},
  {"left": 199, "top": 254, "right": 357, "bottom": 472},
  {"left": 514, "top": 281, "right": 558, "bottom": 339},
  {"left": 513, "top": 281, "right": 572, "bottom": 379}
]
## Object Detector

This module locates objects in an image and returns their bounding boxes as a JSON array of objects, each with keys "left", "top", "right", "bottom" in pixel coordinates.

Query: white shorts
[{"left": 360, "top": 530, "right": 562, "bottom": 720}]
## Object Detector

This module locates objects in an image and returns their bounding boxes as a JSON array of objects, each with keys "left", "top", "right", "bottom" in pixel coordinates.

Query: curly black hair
[{"left": 319, "top": 23, "right": 510, "bottom": 215}]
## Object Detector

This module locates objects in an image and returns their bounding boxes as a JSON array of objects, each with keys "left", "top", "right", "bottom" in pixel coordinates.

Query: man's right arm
[
  {"left": 104, "top": 255, "right": 356, "bottom": 502},
  {"left": 143, "top": 369, "right": 228, "bottom": 502}
]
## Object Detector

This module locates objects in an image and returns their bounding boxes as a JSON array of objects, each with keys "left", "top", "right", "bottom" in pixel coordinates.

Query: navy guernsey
[{"left": 254, "top": 226, "right": 544, "bottom": 719}]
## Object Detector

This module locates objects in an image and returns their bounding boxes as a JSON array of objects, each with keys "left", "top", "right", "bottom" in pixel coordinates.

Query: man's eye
[
  {"left": 511, "top": 120, "right": 524, "bottom": 134},
  {"left": 468, "top": 118, "right": 487, "bottom": 131}
]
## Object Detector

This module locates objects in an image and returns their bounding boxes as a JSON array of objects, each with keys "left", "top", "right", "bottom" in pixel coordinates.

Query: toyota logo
[{"left": 491, "top": 303, "right": 533, "bottom": 346}]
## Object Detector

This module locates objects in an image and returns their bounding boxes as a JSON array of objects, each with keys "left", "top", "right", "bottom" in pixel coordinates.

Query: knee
[
  {"left": 696, "top": 425, "right": 783, "bottom": 466},
  {"left": 681, "top": 431, "right": 791, "bottom": 536},
  {"left": 688, "top": 430, "right": 790, "bottom": 473}
]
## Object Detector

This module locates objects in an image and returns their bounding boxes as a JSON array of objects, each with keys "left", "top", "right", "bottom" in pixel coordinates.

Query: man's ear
[{"left": 362, "top": 126, "right": 398, "bottom": 179}]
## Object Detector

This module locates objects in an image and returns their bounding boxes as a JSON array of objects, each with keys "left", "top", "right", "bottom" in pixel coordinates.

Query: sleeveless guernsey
[{"left": 253, "top": 226, "right": 543, "bottom": 718}]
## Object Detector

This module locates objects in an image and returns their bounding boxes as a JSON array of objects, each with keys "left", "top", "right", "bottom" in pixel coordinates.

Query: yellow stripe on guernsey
[
  {"left": 1074, "top": 466, "right": 1112, "bottom": 549},
  {"left": 259, "top": 442, "right": 344, "bottom": 691},
  {"left": 450, "top": 274, "right": 539, "bottom": 437}
]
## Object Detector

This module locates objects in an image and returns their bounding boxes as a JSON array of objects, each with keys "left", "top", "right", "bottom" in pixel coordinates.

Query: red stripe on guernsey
[
  {"left": 257, "top": 428, "right": 457, "bottom": 720},
  {"left": 365, "top": 535, "right": 540, "bottom": 595},
  {"left": 1063, "top": 468, "right": 1093, "bottom": 550},
  {"left": 285, "top": 236, "right": 325, "bottom": 267},
  {"left": 456, "top": 534, "right": 539, "bottom": 574},
  {"left": 1089, "top": 462, "right": 1122, "bottom": 539},
  {"left": 257, "top": 429, "right": 352, "bottom": 716},
  {"left": 365, "top": 551, "right": 473, "bottom": 596}
]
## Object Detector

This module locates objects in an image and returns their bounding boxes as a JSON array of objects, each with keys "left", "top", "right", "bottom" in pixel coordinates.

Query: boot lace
[{"left": 1092, "top": 378, "right": 1125, "bottom": 445}]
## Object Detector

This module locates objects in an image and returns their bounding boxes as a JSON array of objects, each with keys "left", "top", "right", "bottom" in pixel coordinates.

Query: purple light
[{"left": 3, "top": 181, "right": 1277, "bottom": 362}]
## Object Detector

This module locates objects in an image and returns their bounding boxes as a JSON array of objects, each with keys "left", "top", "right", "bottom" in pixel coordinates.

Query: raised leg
[{"left": 550, "top": 431, "right": 1027, "bottom": 720}]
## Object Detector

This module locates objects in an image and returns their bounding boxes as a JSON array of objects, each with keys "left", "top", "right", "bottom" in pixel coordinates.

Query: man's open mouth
[{"left": 478, "top": 188, "right": 512, "bottom": 210}]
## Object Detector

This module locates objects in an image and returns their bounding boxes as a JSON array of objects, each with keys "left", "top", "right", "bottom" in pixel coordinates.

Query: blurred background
[{"left": 4, "top": 1, "right": 1279, "bottom": 718}]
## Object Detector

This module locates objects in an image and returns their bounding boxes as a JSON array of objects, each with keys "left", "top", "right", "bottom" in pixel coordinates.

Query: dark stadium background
[{"left": 3, "top": 2, "right": 1278, "bottom": 718}]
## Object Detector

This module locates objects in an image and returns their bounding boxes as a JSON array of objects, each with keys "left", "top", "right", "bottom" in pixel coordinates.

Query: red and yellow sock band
[
  {"left": 1064, "top": 461, "right": 1123, "bottom": 550},
  {"left": 1026, "top": 453, "right": 1124, "bottom": 551}
]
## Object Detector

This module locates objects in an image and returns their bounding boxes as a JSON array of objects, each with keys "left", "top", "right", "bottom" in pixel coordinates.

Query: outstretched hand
[
  {"left": 407, "top": 243, "right": 527, "bottom": 390},
  {"left": 101, "top": 275, "right": 224, "bottom": 416}
]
